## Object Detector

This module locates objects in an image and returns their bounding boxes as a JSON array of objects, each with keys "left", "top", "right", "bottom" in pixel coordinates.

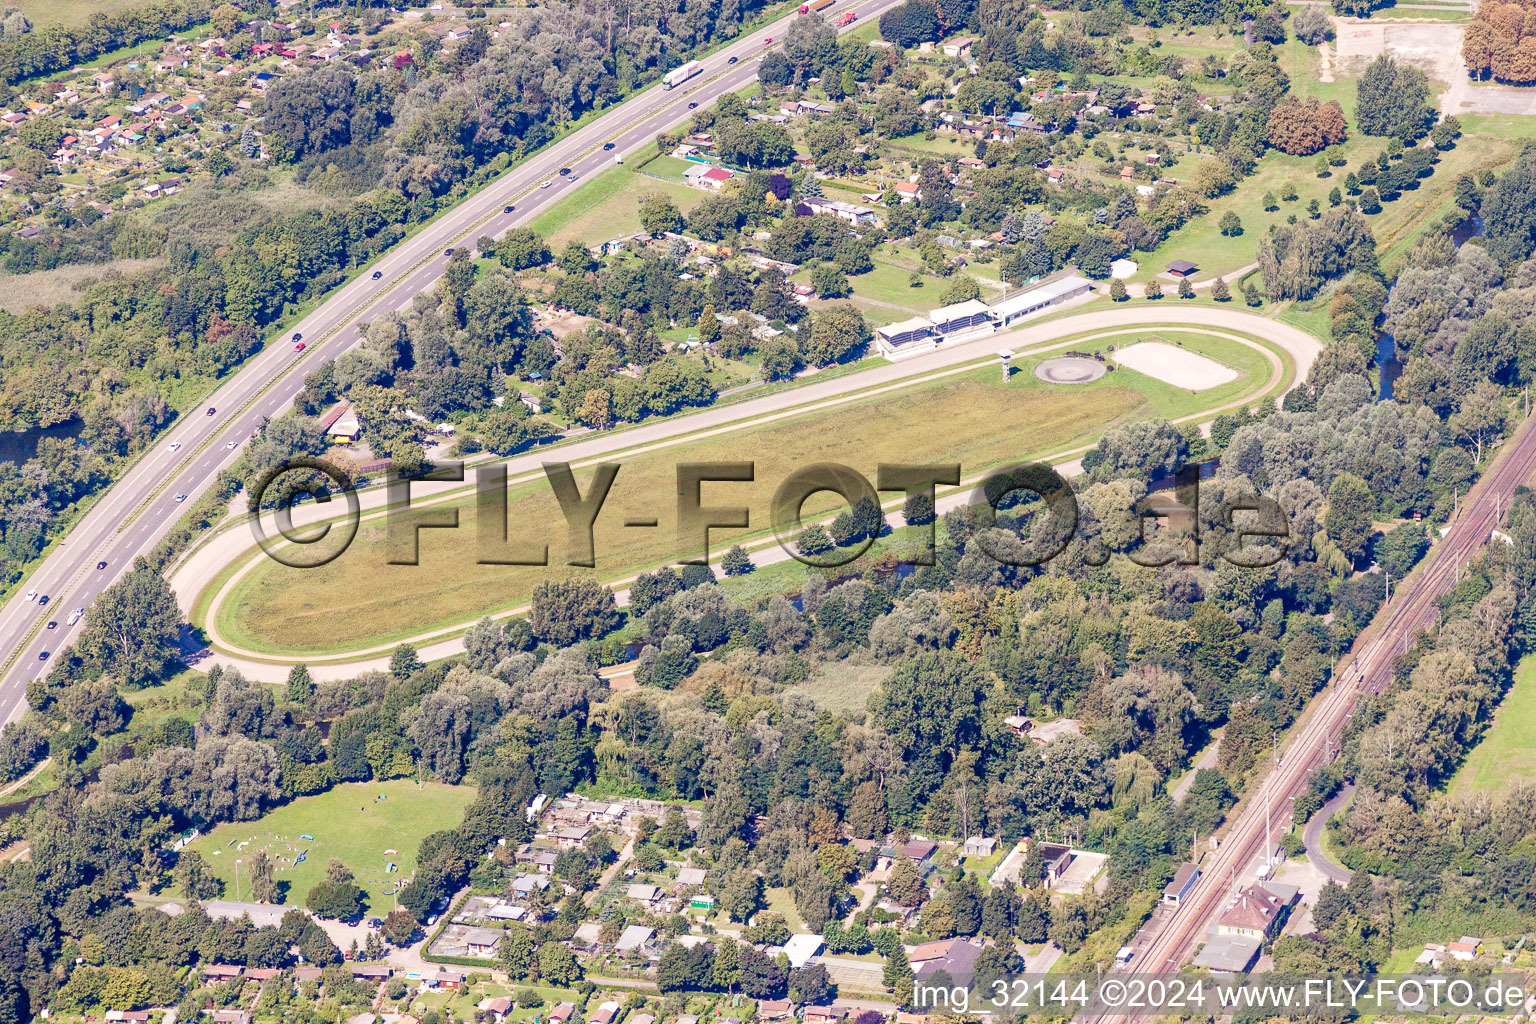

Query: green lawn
[
  {"left": 210, "top": 327, "right": 1281, "bottom": 656},
  {"left": 184, "top": 781, "right": 476, "bottom": 915},
  {"left": 527, "top": 167, "right": 704, "bottom": 249},
  {"left": 1446, "top": 655, "right": 1536, "bottom": 797},
  {"left": 15, "top": 0, "right": 146, "bottom": 27},
  {"left": 1134, "top": 38, "right": 1505, "bottom": 281}
]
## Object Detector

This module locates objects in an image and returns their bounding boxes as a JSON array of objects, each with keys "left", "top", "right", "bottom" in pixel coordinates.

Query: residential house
[
  {"left": 554, "top": 825, "right": 592, "bottom": 848},
  {"left": 892, "top": 180, "right": 920, "bottom": 202},
  {"left": 590, "top": 1001, "right": 623, "bottom": 1024},
  {"left": 804, "top": 1008, "right": 838, "bottom": 1024},
  {"left": 616, "top": 925, "right": 656, "bottom": 955},
  {"left": 676, "top": 866, "right": 708, "bottom": 888},
  {"left": 941, "top": 36, "right": 974, "bottom": 57},
  {"left": 1165, "top": 259, "right": 1198, "bottom": 279},
  {"left": 424, "top": 969, "right": 466, "bottom": 991},
  {"left": 1447, "top": 937, "right": 1484, "bottom": 961},
  {"left": 479, "top": 997, "right": 513, "bottom": 1024},
  {"left": 626, "top": 883, "right": 662, "bottom": 906},
  {"left": 462, "top": 927, "right": 502, "bottom": 956},
  {"left": 758, "top": 1001, "right": 794, "bottom": 1021},
  {"left": 201, "top": 964, "right": 244, "bottom": 982},
  {"left": 213, "top": 1012, "right": 252, "bottom": 1024},
  {"left": 782, "top": 933, "right": 824, "bottom": 969},
  {"left": 902, "top": 839, "right": 938, "bottom": 863},
  {"left": 548, "top": 1003, "right": 577, "bottom": 1023},
  {"left": 1216, "top": 885, "right": 1289, "bottom": 940},
  {"left": 910, "top": 938, "right": 983, "bottom": 988}
]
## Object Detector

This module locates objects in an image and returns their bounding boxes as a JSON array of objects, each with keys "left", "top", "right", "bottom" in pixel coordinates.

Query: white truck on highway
[{"left": 663, "top": 60, "right": 703, "bottom": 89}]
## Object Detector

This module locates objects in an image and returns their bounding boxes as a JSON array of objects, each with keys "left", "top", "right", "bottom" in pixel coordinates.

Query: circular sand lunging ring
[{"left": 1034, "top": 356, "right": 1107, "bottom": 384}]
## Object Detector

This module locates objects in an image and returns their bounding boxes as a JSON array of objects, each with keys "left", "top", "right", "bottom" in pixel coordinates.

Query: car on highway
[
  {"left": 444, "top": 247, "right": 455, "bottom": 256},
  {"left": 559, "top": 167, "right": 571, "bottom": 175},
  {"left": 37, "top": 595, "right": 48, "bottom": 606},
  {"left": 567, "top": 172, "right": 580, "bottom": 183},
  {"left": 175, "top": 493, "right": 188, "bottom": 503},
  {"left": 688, "top": 101, "right": 697, "bottom": 108},
  {"left": 294, "top": 341, "right": 306, "bottom": 352},
  {"left": 226, "top": 440, "right": 237, "bottom": 449},
  {"left": 763, "top": 35, "right": 773, "bottom": 44},
  {"left": 24, "top": 589, "right": 36, "bottom": 602},
  {"left": 206, "top": 407, "right": 216, "bottom": 416},
  {"left": 292, "top": 332, "right": 302, "bottom": 342},
  {"left": 45, "top": 621, "right": 55, "bottom": 630},
  {"left": 67, "top": 608, "right": 83, "bottom": 626},
  {"left": 540, "top": 179, "right": 552, "bottom": 188},
  {"left": 96, "top": 561, "right": 107, "bottom": 570},
  {"left": 38, "top": 651, "right": 48, "bottom": 661},
  {"left": 504, "top": 204, "right": 516, "bottom": 213},
  {"left": 169, "top": 442, "right": 181, "bottom": 452},
  {"left": 728, "top": 55, "right": 738, "bottom": 63},
  {"left": 372, "top": 270, "right": 383, "bottom": 280}
]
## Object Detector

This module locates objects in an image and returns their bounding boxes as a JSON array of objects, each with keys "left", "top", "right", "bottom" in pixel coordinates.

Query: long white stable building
[{"left": 874, "top": 274, "right": 1094, "bottom": 358}]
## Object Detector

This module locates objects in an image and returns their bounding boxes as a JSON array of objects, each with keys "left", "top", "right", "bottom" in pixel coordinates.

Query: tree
[
  {"left": 1145, "top": 280, "right": 1164, "bottom": 300},
  {"left": 1244, "top": 281, "right": 1263, "bottom": 307},
  {"left": 306, "top": 876, "right": 367, "bottom": 920},
  {"left": 803, "top": 304, "right": 871, "bottom": 366},
  {"left": 1325, "top": 472, "right": 1374, "bottom": 563},
  {"left": 1268, "top": 96, "right": 1348, "bottom": 155},
  {"left": 1293, "top": 4, "right": 1334, "bottom": 44},
  {"left": 1449, "top": 379, "right": 1508, "bottom": 463},
  {"left": 639, "top": 192, "right": 685, "bottom": 236},
  {"left": 882, "top": 945, "right": 912, "bottom": 990},
  {"left": 738, "top": 946, "right": 787, "bottom": 999},
  {"left": 722, "top": 545, "right": 754, "bottom": 575},
  {"left": 248, "top": 850, "right": 279, "bottom": 903},
  {"left": 1178, "top": 276, "right": 1194, "bottom": 299},
  {"left": 939, "top": 275, "right": 981, "bottom": 304},
  {"left": 1219, "top": 211, "right": 1243, "bottom": 236},
  {"left": 797, "top": 524, "right": 833, "bottom": 556},
  {"left": 286, "top": 664, "right": 313, "bottom": 705},
  {"left": 382, "top": 909, "right": 417, "bottom": 946},
  {"left": 530, "top": 578, "right": 623, "bottom": 645},
  {"left": 497, "top": 228, "right": 552, "bottom": 270},
  {"left": 884, "top": 857, "right": 928, "bottom": 907},
  {"left": 174, "top": 851, "right": 221, "bottom": 900},
  {"left": 789, "top": 963, "right": 835, "bottom": 1004},
  {"left": 539, "top": 943, "right": 583, "bottom": 986},
  {"left": 810, "top": 262, "right": 851, "bottom": 298},
  {"left": 1356, "top": 55, "right": 1432, "bottom": 142},
  {"left": 1212, "top": 277, "right": 1231, "bottom": 302},
  {"left": 1360, "top": 187, "right": 1382, "bottom": 214},
  {"left": 75, "top": 558, "right": 182, "bottom": 687},
  {"left": 1109, "top": 276, "right": 1127, "bottom": 302},
  {"left": 17, "top": 115, "right": 63, "bottom": 152}
]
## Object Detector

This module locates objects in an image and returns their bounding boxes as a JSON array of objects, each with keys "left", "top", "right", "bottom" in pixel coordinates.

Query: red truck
[
  {"left": 798, "top": 0, "right": 834, "bottom": 13},
  {"left": 836, "top": 11, "right": 858, "bottom": 25}
]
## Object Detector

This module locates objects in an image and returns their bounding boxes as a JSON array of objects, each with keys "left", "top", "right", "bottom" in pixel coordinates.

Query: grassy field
[
  {"left": 14, "top": 0, "right": 146, "bottom": 27},
  {"left": 1126, "top": 37, "right": 1504, "bottom": 281},
  {"left": 211, "top": 328, "right": 1277, "bottom": 655},
  {"left": 527, "top": 166, "right": 705, "bottom": 249},
  {"left": 1446, "top": 655, "right": 1536, "bottom": 797},
  {"left": 796, "top": 661, "right": 894, "bottom": 716},
  {"left": 0, "top": 259, "right": 164, "bottom": 313},
  {"left": 184, "top": 781, "right": 476, "bottom": 915}
]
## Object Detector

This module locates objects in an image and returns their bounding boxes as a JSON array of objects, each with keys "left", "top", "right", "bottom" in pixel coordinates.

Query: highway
[
  {"left": 0, "top": 0, "right": 900, "bottom": 723},
  {"left": 1102, "top": 405, "right": 1536, "bottom": 1013}
]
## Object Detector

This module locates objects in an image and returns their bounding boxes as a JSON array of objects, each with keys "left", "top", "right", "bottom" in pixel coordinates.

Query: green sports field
[
  {"left": 1446, "top": 655, "right": 1536, "bottom": 797},
  {"left": 183, "top": 780, "right": 476, "bottom": 915}
]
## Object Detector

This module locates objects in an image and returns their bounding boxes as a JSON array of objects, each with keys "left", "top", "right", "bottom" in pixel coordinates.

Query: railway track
[{"left": 1089, "top": 410, "right": 1536, "bottom": 1020}]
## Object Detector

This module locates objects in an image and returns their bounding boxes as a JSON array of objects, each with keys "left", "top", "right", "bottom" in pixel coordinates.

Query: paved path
[
  {"left": 1303, "top": 784, "right": 1354, "bottom": 884},
  {"left": 173, "top": 307, "right": 1319, "bottom": 680}
]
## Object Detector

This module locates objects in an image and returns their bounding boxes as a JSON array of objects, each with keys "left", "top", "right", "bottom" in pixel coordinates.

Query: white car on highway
[
  {"left": 67, "top": 608, "right": 83, "bottom": 626},
  {"left": 24, "top": 589, "right": 36, "bottom": 602},
  {"left": 539, "top": 180, "right": 552, "bottom": 188},
  {"left": 169, "top": 442, "right": 182, "bottom": 452}
]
